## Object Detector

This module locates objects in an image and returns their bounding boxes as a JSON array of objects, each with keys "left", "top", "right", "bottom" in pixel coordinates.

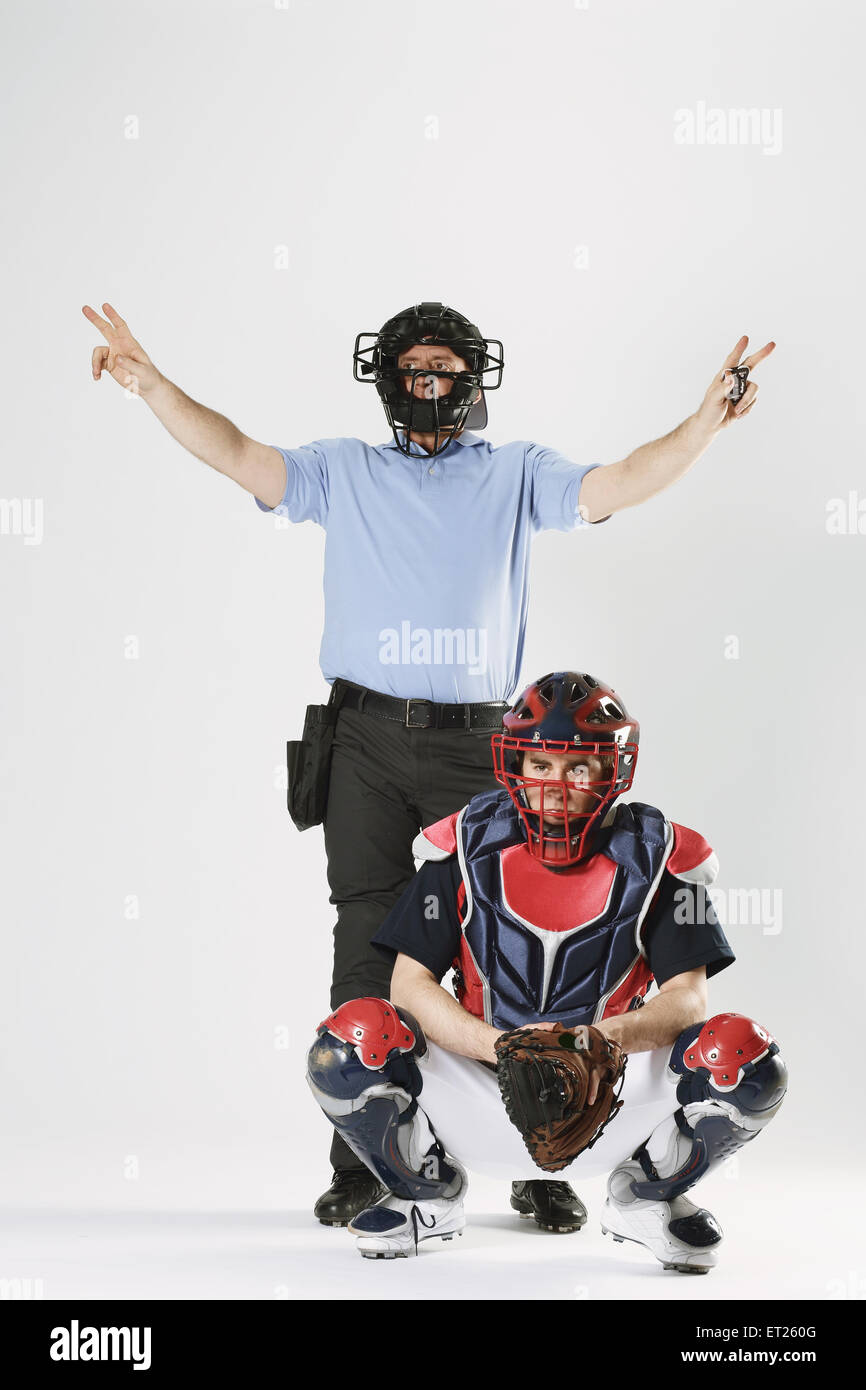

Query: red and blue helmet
[{"left": 492, "top": 671, "right": 639, "bottom": 867}]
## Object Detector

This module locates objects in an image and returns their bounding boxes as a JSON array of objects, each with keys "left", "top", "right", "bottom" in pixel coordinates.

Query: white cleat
[
  {"left": 600, "top": 1161, "right": 723, "bottom": 1274},
  {"left": 348, "top": 1164, "right": 467, "bottom": 1259}
]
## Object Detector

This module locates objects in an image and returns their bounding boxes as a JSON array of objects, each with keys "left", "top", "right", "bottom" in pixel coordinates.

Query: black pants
[{"left": 322, "top": 703, "right": 500, "bottom": 1171}]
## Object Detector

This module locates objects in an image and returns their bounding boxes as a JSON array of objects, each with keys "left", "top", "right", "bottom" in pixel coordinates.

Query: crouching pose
[{"left": 306, "top": 672, "right": 787, "bottom": 1272}]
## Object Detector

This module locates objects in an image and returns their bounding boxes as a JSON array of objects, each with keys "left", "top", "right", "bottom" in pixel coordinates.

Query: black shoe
[
  {"left": 314, "top": 1170, "right": 388, "bottom": 1227},
  {"left": 510, "top": 1180, "right": 587, "bottom": 1233}
]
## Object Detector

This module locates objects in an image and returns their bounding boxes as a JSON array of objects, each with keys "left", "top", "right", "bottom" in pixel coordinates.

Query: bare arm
[
  {"left": 82, "top": 301, "right": 287, "bottom": 509},
  {"left": 596, "top": 967, "right": 708, "bottom": 1055},
  {"left": 390, "top": 953, "right": 503, "bottom": 1064},
  {"left": 579, "top": 413, "right": 720, "bottom": 522},
  {"left": 578, "top": 335, "right": 776, "bottom": 523},
  {"left": 145, "top": 378, "right": 287, "bottom": 507}
]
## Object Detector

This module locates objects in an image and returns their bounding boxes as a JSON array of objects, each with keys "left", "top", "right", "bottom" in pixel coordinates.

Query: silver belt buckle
[{"left": 405, "top": 699, "right": 433, "bottom": 729}]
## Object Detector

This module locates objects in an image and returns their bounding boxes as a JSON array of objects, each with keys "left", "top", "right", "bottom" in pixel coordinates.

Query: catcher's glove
[{"left": 494, "top": 1024, "right": 627, "bottom": 1172}]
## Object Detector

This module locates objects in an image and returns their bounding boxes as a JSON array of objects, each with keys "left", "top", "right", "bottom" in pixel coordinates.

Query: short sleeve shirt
[{"left": 255, "top": 432, "right": 602, "bottom": 702}]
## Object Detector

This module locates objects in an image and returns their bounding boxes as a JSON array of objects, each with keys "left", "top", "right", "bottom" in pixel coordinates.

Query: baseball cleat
[
  {"left": 313, "top": 1169, "right": 387, "bottom": 1227},
  {"left": 600, "top": 1161, "right": 722, "bottom": 1273},
  {"left": 510, "top": 1180, "right": 587, "bottom": 1232},
  {"left": 349, "top": 1164, "right": 467, "bottom": 1259}
]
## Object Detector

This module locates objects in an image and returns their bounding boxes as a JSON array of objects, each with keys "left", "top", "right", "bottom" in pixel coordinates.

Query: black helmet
[{"left": 353, "top": 302, "right": 504, "bottom": 457}]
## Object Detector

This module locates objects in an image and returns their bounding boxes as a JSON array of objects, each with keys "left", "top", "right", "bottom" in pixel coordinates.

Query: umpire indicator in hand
[
  {"left": 700, "top": 335, "right": 775, "bottom": 426},
  {"left": 84, "top": 297, "right": 776, "bottom": 1231}
]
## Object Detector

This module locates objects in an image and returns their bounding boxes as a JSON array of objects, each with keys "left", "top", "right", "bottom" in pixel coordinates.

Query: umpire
[{"left": 83, "top": 297, "right": 773, "bottom": 1227}]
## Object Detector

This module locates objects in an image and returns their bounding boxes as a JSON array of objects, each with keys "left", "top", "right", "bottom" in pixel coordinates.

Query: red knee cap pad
[
  {"left": 683, "top": 1012, "right": 776, "bottom": 1091},
  {"left": 318, "top": 997, "right": 416, "bottom": 1069}
]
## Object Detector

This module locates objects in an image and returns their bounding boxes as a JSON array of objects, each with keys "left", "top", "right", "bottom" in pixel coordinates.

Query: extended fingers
[
  {"left": 719, "top": 336, "right": 775, "bottom": 381},
  {"left": 82, "top": 303, "right": 115, "bottom": 340},
  {"left": 82, "top": 302, "right": 133, "bottom": 350},
  {"left": 742, "top": 340, "right": 776, "bottom": 371},
  {"left": 102, "top": 302, "right": 129, "bottom": 333},
  {"left": 721, "top": 335, "right": 749, "bottom": 372}
]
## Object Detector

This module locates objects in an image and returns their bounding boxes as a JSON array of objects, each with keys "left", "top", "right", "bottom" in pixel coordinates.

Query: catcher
[{"left": 306, "top": 671, "right": 788, "bottom": 1272}]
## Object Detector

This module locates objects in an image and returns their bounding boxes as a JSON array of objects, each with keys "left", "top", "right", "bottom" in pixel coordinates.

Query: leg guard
[
  {"left": 629, "top": 1012, "right": 788, "bottom": 1202},
  {"left": 306, "top": 997, "right": 460, "bottom": 1202}
]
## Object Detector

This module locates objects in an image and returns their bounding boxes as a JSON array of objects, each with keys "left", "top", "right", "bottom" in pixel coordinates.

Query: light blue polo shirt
[{"left": 255, "top": 431, "right": 601, "bottom": 703}]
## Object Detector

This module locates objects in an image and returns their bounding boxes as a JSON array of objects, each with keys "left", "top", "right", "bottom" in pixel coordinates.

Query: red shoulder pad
[
  {"left": 667, "top": 822, "right": 719, "bottom": 886},
  {"left": 412, "top": 810, "right": 461, "bottom": 862}
]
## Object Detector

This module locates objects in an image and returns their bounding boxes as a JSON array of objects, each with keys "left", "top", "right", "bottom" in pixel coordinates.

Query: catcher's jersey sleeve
[
  {"left": 642, "top": 868, "right": 735, "bottom": 986},
  {"left": 371, "top": 857, "right": 463, "bottom": 979}
]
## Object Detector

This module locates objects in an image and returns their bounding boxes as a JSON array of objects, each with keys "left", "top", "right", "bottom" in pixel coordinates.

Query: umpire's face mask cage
[{"left": 354, "top": 302, "right": 504, "bottom": 458}]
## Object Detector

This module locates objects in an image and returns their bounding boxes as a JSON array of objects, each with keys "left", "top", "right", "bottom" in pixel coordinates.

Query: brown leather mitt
[{"left": 494, "top": 1024, "right": 627, "bottom": 1172}]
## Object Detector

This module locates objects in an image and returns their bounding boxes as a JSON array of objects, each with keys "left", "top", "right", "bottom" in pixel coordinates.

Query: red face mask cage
[{"left": 491, "top": 735, "right": 639, "bottom": 866}]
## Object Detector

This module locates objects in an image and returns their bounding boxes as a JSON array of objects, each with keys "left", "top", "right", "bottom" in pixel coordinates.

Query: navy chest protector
[{"left": 454, "top": 790, "right": 672, "bottom": 1029}]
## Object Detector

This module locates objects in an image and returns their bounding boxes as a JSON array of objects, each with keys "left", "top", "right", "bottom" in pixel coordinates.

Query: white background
[{"left": 1, "top": 0, "right": 863, "bottom": 1300}]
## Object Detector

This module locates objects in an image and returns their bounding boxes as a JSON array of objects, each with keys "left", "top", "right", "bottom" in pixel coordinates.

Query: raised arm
[
  {"left": 578, "top": 336, "right": 776, "bottom": 522},
  {"left": 390, "top": 952, "right": 503, "bottom": 1065},
  {"left": 82, "top": 301, "right": 287, "bottom": 509}
]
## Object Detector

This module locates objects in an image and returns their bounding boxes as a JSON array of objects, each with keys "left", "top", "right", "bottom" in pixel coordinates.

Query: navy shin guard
[
  {"left": 630, "top": 1012, "right": 787, "bottom": 1202},
  {"left": 306, "top": 998, "right": 457, "bottom": 1201}
]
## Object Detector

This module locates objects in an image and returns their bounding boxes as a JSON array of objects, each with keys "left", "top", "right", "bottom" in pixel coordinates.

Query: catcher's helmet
[
  {"left": 353, "top": 302, "right": 504, "bottom": 457},
  {"left": 492, "top": 671, "right": 639, "bottom": 867}
]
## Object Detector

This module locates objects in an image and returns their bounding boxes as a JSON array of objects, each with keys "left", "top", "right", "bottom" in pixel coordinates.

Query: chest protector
[{"left": 453, "top": 790, "right": 673, "bottom": 1030}]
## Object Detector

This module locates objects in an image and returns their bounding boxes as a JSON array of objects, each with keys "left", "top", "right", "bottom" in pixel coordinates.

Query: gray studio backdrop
[{"left": 2, "top": 0, "right": 862, "bottom": 1218}]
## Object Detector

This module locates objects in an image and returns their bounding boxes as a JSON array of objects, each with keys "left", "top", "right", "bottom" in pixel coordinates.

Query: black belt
[{"left": 332, "top": 679, "right": 508, "bottom": 731}]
